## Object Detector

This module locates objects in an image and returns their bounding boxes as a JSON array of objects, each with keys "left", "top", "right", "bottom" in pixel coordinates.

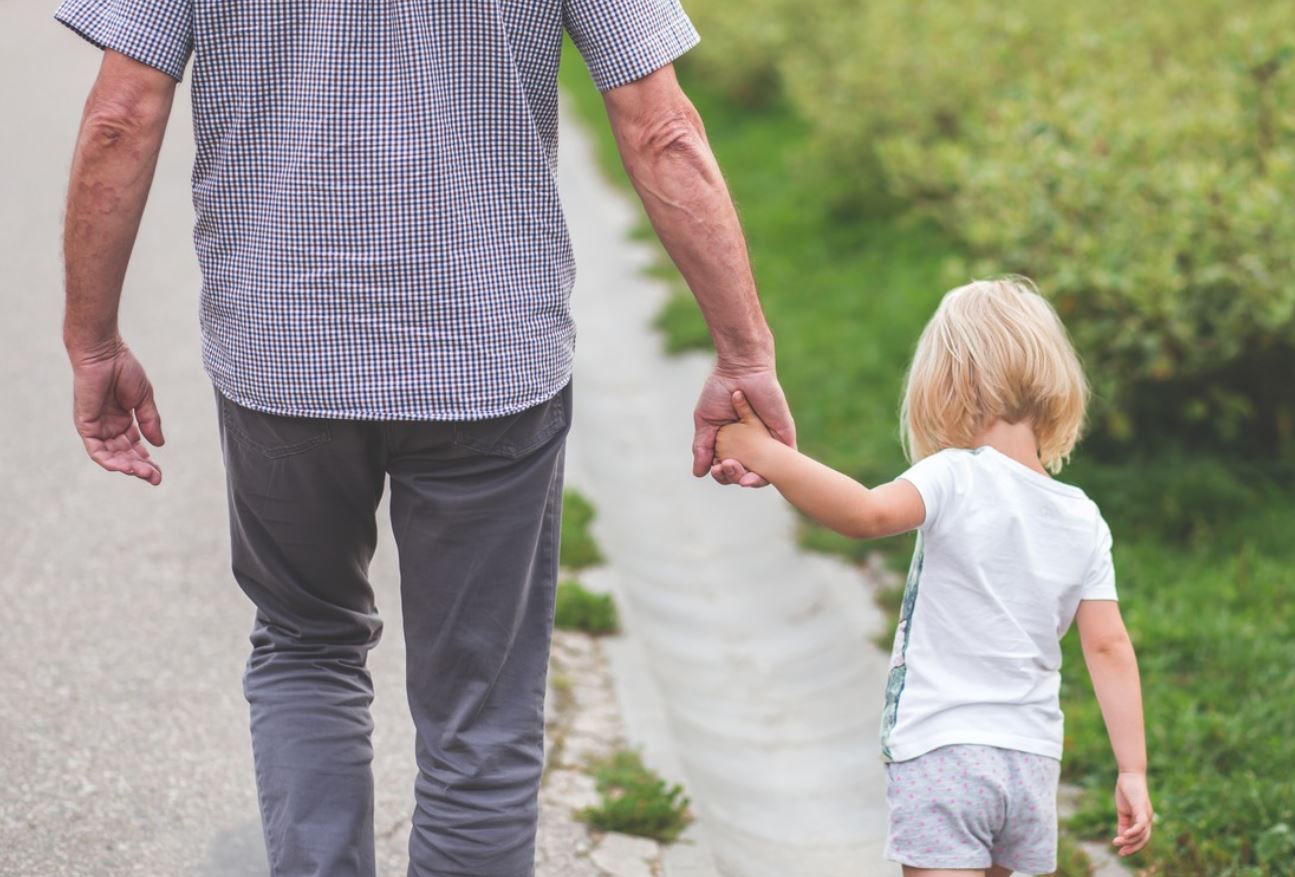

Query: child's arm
[
  {"left": 715, "top": 392, "right": 925, "bottom": 539},
  {"left": 1076, "top": 600, "right": 1153, "bottom": 857}
]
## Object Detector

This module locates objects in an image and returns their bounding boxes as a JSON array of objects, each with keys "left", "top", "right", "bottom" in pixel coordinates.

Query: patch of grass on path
[
  {"left": 561, "top": 489, "right": 604, "bottom": 571},
  {"left": 554, "top": 580, "right": 620, "bottom": 635},
  {"left": 579, "top": 750, "right": 692, "bottom": 843}
]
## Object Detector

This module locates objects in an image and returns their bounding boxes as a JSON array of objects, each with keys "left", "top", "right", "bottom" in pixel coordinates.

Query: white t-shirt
[{"left": 879, "top": 446, "right": 1117, "bottom": 763}]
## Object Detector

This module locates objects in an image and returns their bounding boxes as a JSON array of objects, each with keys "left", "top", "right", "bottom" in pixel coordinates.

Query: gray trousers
[{"left": 216, "top": 382, "right": 570, "bottom": 877}]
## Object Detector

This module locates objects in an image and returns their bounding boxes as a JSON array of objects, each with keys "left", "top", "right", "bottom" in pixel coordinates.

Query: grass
[
  {"left": 560, "top": 489, "right": 604, "bottom": 571},
  {"left": 554, "top": 580, "right": 620, "bottom": 635},
  {"left": 578, "top": 750, "right": 692, "bottom": 843},
  {"left": 1055, "top": 835, "right": 1095, "bottom": 877},
  {"left": 562, "top": 43, "right": 1295, "bottom": 876}
]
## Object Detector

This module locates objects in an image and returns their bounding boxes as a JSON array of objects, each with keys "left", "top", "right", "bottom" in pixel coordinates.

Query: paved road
[{"left": 2, "top": 5, "right": 413, "bottom": 874}]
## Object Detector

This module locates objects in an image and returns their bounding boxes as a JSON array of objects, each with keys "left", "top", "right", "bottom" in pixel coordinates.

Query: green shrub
[
  {"left": 785, "top": 0, "right": 1295, "bottom": 453},
  {"left": 578, "top": 750, "right": 692, "bottom": 843},
  {"left": 676, "top": 0, "right": 798, "bottom": 106},
  {"left": 560, "top": 489, "right": 604, "bottom": 570},
  {"left": 554, "top": 581, "right": 620, "bottom": 635}
]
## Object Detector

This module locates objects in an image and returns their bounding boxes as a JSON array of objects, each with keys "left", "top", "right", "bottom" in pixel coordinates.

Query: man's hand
[
  {"left": 70, "top": 340, "right": 165, "bottom": 485},
  {"left": 693, "top": 365, "right": 794, "bottom": 487},
  {"left": 1113, "top": 772, "right": 1153, "bottom": 857}
]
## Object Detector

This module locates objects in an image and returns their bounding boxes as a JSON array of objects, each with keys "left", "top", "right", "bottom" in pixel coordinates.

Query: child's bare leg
[{"left": 987, "top": 866, "right": 1014, "bottom": 877}]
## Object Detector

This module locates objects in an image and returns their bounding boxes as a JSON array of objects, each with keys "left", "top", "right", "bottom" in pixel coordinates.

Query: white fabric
[{"left": 880, "top": 447, "right": 1117, "bottom": 763}]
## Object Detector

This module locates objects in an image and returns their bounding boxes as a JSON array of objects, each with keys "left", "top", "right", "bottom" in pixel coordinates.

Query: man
[{"left": 57, "top": 0, "right": 793, "bottom": 874}]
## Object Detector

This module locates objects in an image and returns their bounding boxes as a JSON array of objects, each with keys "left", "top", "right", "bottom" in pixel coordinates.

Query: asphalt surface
[{"left": 1, "top": 5, "right": 415, "bottom": 874}]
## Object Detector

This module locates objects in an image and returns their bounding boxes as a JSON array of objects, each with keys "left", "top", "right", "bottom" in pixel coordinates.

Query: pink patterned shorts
[{"left": 885, "top": 744, "right": 1061, "bottom": 874}]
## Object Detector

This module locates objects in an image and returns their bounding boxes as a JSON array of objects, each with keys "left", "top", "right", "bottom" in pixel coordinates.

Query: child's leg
[{"left": 987, "top": 866, "right": 1014, "bottom": 877}]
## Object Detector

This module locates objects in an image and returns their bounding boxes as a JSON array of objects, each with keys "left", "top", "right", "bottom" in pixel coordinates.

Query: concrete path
[{"left": 559, "top": 106, "right": 901, "bottom": 876}]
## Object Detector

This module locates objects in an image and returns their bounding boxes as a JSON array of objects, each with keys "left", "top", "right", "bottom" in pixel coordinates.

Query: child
[{"left": 715, "top": 278, "right": 1152, "bottom": 877}]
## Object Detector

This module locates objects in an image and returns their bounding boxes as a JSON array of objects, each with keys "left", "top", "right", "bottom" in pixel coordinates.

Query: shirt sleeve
[
  {"left": 564, "top": 0, "right": 701, "bottom": 92},
  {"left": 1081, "top": 515, "right": 1119, "bottom": 601},
  {"left": 55, "top": 0, "right": 194, "bottom": 82},
  {"left": 897, "top": 450, "right": 960, "bottom": 533}
]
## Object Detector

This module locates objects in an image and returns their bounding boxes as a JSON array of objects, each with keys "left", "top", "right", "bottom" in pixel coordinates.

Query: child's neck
[{"left": 972, "top": 420, "right": 1049, "bottom": 476}]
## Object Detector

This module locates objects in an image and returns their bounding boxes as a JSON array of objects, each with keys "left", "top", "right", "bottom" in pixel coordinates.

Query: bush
[
  {"left": 677, "top": 0, "right": 798, "bottom": 107},
  {"left": 578, "top": 750, "right": 692, "bottom": 843},
  {"left": 560, "top": 489, "right": 604, "bottom": 570},
  {"left": 554, "top": 581, "right": 620, "bottom": 635},
  {"left": 784, "top": 0, "right": 1295, "bottom": 453}
]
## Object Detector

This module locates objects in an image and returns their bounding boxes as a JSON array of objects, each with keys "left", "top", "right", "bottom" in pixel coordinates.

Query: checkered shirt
[{"left": 55, "top": 0, "right": 699, "bottom": 420}]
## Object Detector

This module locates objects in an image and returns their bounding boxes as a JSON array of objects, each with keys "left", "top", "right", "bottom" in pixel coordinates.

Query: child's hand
[
  {"left": 1113, "top": 772, "right": 1153, "bottom": 857},
  {"left": 715, "top": 391, "right": 779, "bottom": 477}
]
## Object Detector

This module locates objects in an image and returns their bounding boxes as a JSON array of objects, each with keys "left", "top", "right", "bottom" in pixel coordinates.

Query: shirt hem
[
  {"left": 883, "top": 729, "right": 1062, "bottom": 763},
  {"left": 207, "top": 369, "right": 573, "bottom": 423}
]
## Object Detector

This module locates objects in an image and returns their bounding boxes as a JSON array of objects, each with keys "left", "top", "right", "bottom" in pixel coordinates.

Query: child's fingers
[
  {"left": 731, "top": 390, "right": 757, "bottom": 424},
  {"left": 1114, "top": 812, "right": 1151, "bottom": 852}
]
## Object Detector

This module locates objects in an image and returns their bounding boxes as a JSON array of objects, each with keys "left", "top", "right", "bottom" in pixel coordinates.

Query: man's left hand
[{"left": 692, "top": 364, "right": 794, "bottom": 487}]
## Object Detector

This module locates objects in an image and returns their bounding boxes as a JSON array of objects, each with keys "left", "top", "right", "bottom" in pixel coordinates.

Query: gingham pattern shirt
[{"left": 55, "top": 0, "right": 699, "bottom": 420}]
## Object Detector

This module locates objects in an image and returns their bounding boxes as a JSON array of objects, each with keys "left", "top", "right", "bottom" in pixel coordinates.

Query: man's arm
[
  {"left": 602, "top": 64, "right": 793, "bottom": 485},
  {"left": 64, "top": 51, "right": 177, "bottom": 485}
]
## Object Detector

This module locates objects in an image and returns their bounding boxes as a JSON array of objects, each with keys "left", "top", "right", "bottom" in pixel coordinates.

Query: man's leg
[
  {"left": 218, "top": 393, "right": 387, "bottom": 877},
  {"left": 387, "top": 385, "right": 570, "bottom": 877}
]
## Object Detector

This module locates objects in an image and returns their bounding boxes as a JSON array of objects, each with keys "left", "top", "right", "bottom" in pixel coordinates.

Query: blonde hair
[{"left": 901, "top": 277, "right": 1088, "bottom": 473}]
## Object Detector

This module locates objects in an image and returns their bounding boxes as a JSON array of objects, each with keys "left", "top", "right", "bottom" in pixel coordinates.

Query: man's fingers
[
  {"left": 85, "top": 441, "right": 163, "bottom": 485},
  {"left": 711, "top": 459, "right": 743, "bottom": 485},
  {"left": 693, "top": 423, "right": 719, "bottom": 477},
  {"left": 743, "top": 382, "right": 796, "bottom": 448},
  {"left": 737, "top": 471, "right": 768, "bottom": 488},
  {"left": 136, "top": 394, "right": 165, "bottom": 446}
]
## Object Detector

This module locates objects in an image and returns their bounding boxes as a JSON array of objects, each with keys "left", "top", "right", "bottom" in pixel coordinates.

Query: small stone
[
  {"left": 539, "top": 769, "right": 601, "bottom": 812},
  {"left": 589, "top": 832, "right": 660, "bottom": 877},
  {"left": 558, "top": 733, "right": 613, "bottom": 767}
]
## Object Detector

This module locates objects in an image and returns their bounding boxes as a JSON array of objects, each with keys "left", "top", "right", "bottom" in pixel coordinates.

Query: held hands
[
  {"left": 1113, "top": 772, "right": 1153, "bottom": 857},
  {"left": 692, "top": 364, "right": 794, "bottom": 487},
  {"left": 714, "top": 391, "right": 780, "bottom": 481},
  {"left": 70, "top": 339, "right": 165, "bottom": 485}
]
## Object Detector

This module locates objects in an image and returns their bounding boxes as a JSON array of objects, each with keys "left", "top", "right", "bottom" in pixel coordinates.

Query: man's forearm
[
  {"left": 606, "top": 69, "right": 772, "bottom": 366},
  {"left": 64, "top": 55, "right": 174, "bottom": 357}
]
